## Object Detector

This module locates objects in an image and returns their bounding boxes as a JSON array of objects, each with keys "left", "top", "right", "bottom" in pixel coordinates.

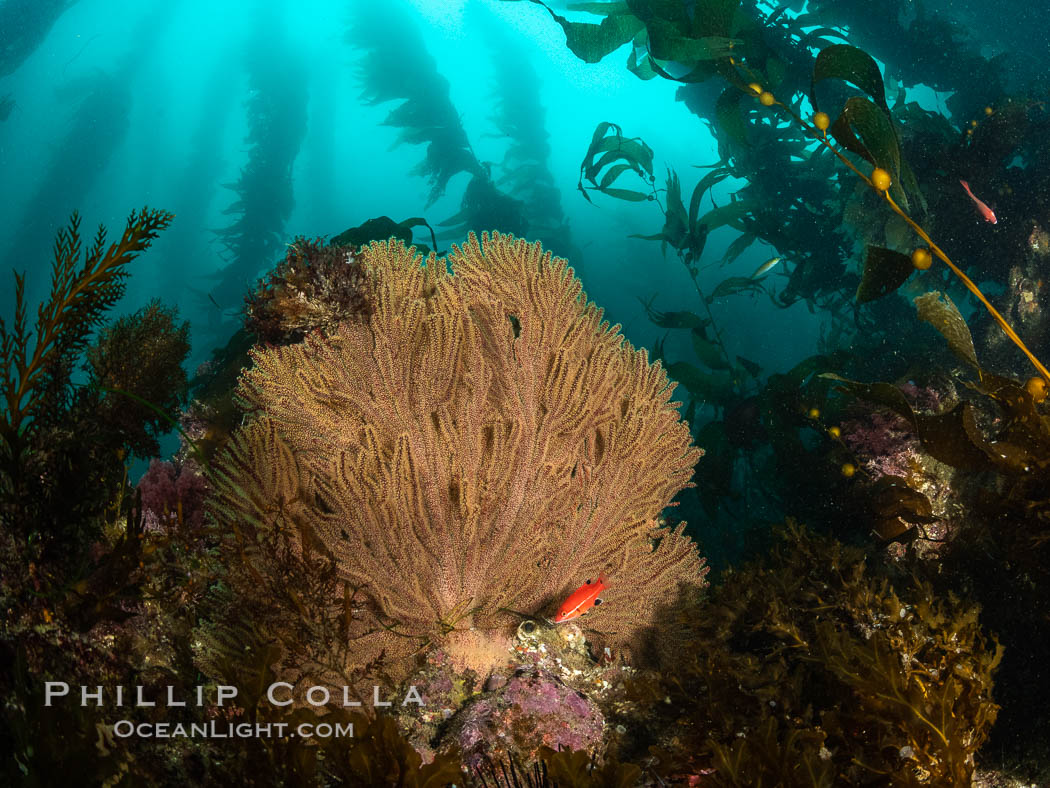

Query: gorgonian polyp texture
[{"left": 209, "top": 232, "right": 707, "bottom": 680}]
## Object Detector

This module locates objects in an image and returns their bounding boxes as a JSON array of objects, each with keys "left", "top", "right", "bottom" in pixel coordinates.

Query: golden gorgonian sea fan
[{"left": 208, "top": 232, "right": 707, "bottom": 681}]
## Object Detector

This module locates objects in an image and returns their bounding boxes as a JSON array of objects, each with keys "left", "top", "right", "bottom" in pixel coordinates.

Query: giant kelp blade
[
  {"left": 976, "top": 374, "right": 1048, "bottom": 449},
  {"left": 562, "top": 13, "right": 646, "bottom": 62},
  {"left": 709, "top": 275, "right": 764, "bottom": 300},
  {"left": 831, "top": 96, "right": 901, "bottom": 182},
  {"left": 579, "top": 123, "right": 655, "bottom": 200},
  {"left": 697, "top": 198, "right": 759, "bottom": 232},
  {"left": 921, "top": 402, "right": 998, "bottom": 471},
  {"left": 686, "top": 0, "right": 741, "bottom": 38},
  {"left": 584, "top": 119, "right": 616, "bottom": 154},
  {"left": 900, "top": 159, "right": 928, "bottom": 213},
  {"left": 820, "top": 374, "right": 917, "bottom": 429},
  {"left": 645, "top": 30, "right": 738, "bottom": 62},
  {"left": 481, "top": 15, "right": 573, "bottom": 255},
  {"left": 688, "top": 167, "right": 728, "bottom": 260},
  {"left": 568, "top": 1, "right": 633, "bottom": 11},
  {"left": 914, "top": 291, "right": 980, "bottom": 370},
  {"left": 665, "top": 361, "right": 736, "bottom": 405},
  {"left": 589, "top": 135, "right": 655, "bottom": 178},
  {"left": 601, "top": 187, "right": 651, "bottom": 201},
  {"left": 352, "top": 1, "right": 479, "bottom": 209},
  {"left": 966, "top": 374, "right": 1048, "bottom": 473},
  {"left": 627, "top": 44, "right": 659, "bottom": 79},
  {"left": 736, "top": 355, "right": 762, "bottom": 378},
  {"left": 812, "top": 44, "right": 889, "bottom": 113},
  {"left": 542, "top": 746, "right": 643, "bottom": 787},
  {"left": 520, "top": 0, "right": 644, "bottom": 62},
  {"left": 797, "top": 20, "right": 852, "bottom": 48},
  {"left": 662, "top": 169, "right": 689, "bottom": 248},
  {"left": 638, "top": 300, "right": 706, "bottom": 328},
  {"left": 869, "top": 474, "right": 936, "bottom": 525},
  {"left": 715, "top": 87, "right": 750, "bottom": 149},
  {"left": 691, "top": 327, "right": 730, "bottom": 370},
  {"left": 687, "top": 222, "right": 709, "bottom": 262},
  {"left": 689, "top": 166, "right": 732, "bottom": 228},
  {"left": 856, "top": 245, "right": 913, "bottom": 303},
  {"left": 759, "top": 355, "right": 842, "bottom": 458},
  {"left": 720, "top": 232, "right": 757, "bottom": 266},
  {"left": 332, "top": 216, "right": 413, "bottom": 247},
  {"left": 764, "top": 55, "right": 789, "bottom": 90},
  {"left": 598, "top": 162, "right": 639, "bottom": 189}
]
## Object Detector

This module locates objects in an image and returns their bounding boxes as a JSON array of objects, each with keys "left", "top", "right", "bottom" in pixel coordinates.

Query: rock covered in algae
[{"left": 442, "top": 668, "right": 605, "bottom": 769}]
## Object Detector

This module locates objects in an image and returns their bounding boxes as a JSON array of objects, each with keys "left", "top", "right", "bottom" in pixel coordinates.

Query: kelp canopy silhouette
[
  {"left": 0, "top": 94, "right": 15, "bottom": 122},
  {"left": 350, "top": 0, "right": 482, "bottom": 209},
  {"left": 474, "top": 4, "right": 575, "bottom": 259},
  {"left": 349, "top": 0, "right": 530, "bottom": 242},
  {"left": 211, "top": 7, "right": 307, "bottom": 315},
  {"left": 2, "top": 4, "right": 175, "bottom": 305},
  {"left": 0, "top": 0, "right": 77, "bottom": 78},
  {"left": 157, "top": 64, "right": 238, "bottom": 300},
  {"left": 1, "top": 72, "right": 130, "bottom": 292}
]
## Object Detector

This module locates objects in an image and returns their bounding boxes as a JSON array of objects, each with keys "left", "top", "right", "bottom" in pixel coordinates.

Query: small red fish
[
  {"left": 960, "top": 179, "right": 997, "bottom": 224},
  {"left": 553, "top": 575, "right": 608, "bottom": 623}
]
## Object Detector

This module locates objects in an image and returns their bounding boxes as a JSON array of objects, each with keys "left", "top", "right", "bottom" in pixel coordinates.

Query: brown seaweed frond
[{"left": 0, "top": 207, "right": 174, "bottom": 474}]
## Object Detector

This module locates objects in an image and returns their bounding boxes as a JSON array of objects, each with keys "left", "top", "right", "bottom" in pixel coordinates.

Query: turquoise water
[
  {"left": 4, "top": 0, "right": 1049, "bottom": 784},
  {"left": 0, "top": 0, "right": 821, "bottom": 384}
]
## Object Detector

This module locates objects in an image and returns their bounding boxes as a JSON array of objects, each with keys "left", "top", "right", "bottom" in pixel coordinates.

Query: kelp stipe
[{"left": 730, "top": 49, "right": 1050, "bottom": 386}]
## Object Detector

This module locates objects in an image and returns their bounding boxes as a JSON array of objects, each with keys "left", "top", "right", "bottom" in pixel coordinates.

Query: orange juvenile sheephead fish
[
  {"left": 960, "top": 179, "right": 997, "bottom": 224},
  {"left": 553, "top": 575, "right": 608, "bottom": 623}
]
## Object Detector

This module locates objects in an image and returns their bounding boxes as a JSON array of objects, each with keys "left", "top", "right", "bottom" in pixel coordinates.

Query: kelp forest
[{"left": 3, "top": 0, "right": 1050, "bottom": 785}]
